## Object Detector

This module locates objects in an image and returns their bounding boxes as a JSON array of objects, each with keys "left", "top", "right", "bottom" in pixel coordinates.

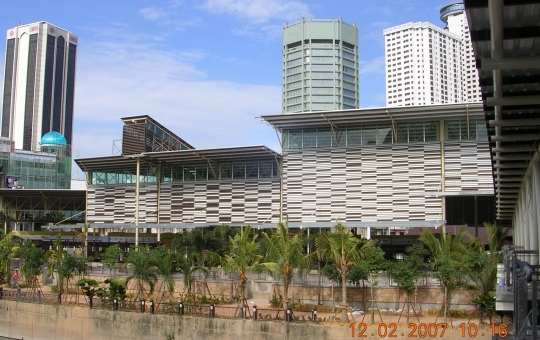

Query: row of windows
[
  {"left": 287, "top": 49, "right": 357, "bottom": 61},
  {"left": 282, "top": 120, "right": 487, "bottom": 149},
  {"left": 286, "top": 87, "right": 357, "bottom": 96},
  {"left": 287, "top": 94, "right": 356, "bottom": 103},
  {"left": 89, "top": 160, "right": 279, "bottom": 185}
]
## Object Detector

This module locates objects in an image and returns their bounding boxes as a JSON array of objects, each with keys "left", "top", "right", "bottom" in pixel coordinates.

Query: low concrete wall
[
  {"left": 83, "top": 275, "right": 477, "bottom": 311},
  {"left": 0, "top": 300, "right": 488, "bottom": 340}
]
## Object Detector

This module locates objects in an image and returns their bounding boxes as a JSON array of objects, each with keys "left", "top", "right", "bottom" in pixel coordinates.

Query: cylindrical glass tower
[{"left": 282, "top": 18, "right": 359, "bottom": 113}]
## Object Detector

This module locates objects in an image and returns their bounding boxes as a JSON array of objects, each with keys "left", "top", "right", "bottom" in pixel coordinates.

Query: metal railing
[{"left": 0, "top": 288, "right": 60, "bottom": 305}]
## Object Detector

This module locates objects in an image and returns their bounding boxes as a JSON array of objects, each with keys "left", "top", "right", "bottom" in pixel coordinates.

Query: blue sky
[{"left": 0, "top": 0, "right": 454, "bottom": 177}]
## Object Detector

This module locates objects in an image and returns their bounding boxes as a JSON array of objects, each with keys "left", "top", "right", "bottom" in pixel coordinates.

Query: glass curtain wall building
[
  {"left": 1, "top": 22, "right": 77, "bottom": 156},
  {"left": 282, "top": 18, "right": 359, "bottom": 113}
]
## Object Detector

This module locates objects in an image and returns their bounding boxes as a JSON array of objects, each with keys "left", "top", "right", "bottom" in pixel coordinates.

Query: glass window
[
  {"left": 303, "top": 129, "right": 317, "bottom": 148},
  {"left": 208, "top": 164, "right": 217, "bottom": 180},
  {"left": 246, "top": 161, "right": 259, "bottom": 178},
  {"left": 272, "top": 160, "right": 279, "bottom": 178},
  {"left": 347, "top": 127, "right": 362, "bottom": 146},
  {"left": 259, "top": 160, "right": 273, "bottom": 178},
  {"left": 107, "top": 172, "right": 118, "bottom": 185},
  {"left": 288, "top": 130, "right": 302, "bottom": 149},
  {"left": 282, "top": 131, "right": 289, "bottom": 149},
  {"left": 362, "top": 126, "right": 377, "bottom": 145},
  {"left": 233, "top": 162, "right": 245, "bottom": 179},
  {"left": 396, "top": 123, "right": 408, "bottom": 143},
  {"left": 446, "top": 121, "right": 461, "bottom": 140},
  {"left": 184, "top": 165, "right": 195, "bottom": 181},
  {"left": 377, "top": 126, "right": 393, "bottom": 144},
  {"left": 220, "top": 163, "right": 231, "bottom": 179},
  {"left": 476, "top": 120, "right": 487, "bottom": 140},
  {"left": 335, "top": 130, "right": 346, "bottom": 147},
  {"left": 195, "top": 163, "right": 207, "bottom": 181},
  {"left": 408, "top": 122, "right": 424, "bottom": 142},
  {"left": 317, "top": 128, "right": 332, "bottom": 147},
  {"left": 425, "top": 122, "right": 439, "bottom": 141}
]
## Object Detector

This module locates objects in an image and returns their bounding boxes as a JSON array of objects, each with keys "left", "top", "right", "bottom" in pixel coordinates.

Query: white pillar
[{"left": 533, "top": 159, "right": 540, "bottom": 263}]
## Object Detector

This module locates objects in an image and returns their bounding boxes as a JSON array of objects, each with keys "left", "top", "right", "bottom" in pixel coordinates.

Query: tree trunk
[
  {"left": 283, "top": 282, "right": 289, "bottom": 311},
  {"left": 370, "top": 274, "right": 375, "bottom": 324},
  {"left": 444, "top": 285, "right": 448, "bottom": 323},
  {"left": 340, "top": 268, "right": 349, "bottom": 323}
]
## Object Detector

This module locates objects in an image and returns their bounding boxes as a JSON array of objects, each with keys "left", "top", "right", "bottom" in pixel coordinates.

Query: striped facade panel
[
  {"left": 87, "top": 179, "right": 280, "bottom": 224},
  {"left": 282, "top": 143, "right": 444, "bottom": 223},
  {"left": 444, "top": 141, "right": 493, "bottom": 192}
]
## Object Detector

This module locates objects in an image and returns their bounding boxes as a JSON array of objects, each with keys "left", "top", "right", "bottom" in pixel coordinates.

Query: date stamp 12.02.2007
[{"left": 349, "top": 323, "right": 508, "bottom": 338}]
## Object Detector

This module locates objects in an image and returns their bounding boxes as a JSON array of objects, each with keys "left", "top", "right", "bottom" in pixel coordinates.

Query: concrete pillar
[{"left": 534, "top": 159, "right": 540, "bottom": 263}]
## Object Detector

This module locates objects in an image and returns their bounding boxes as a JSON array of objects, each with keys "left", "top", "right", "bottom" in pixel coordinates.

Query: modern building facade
[
  {"left": 76, "top": 103, "right": 495, "bottom": 239},
  {"left": 263, "top": 102, "right": 494, "bottom": 236},
  {"left": 76, "top": 117, "right": 281, "bottom": 229},
  {"left": 383, "top": 2, "right": 481, "bottom": 107},
  {"left": 1, "top": 22, "right": 77, "bottom": 155},
  {"left": 0, "top": 131, "right": 71, "bottom": 189},
  {"left": 282, "top": 18, "right": 359, "bottom": 113}
]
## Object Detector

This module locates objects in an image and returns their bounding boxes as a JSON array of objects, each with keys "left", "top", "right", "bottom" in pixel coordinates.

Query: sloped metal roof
[
  {"left": 75, "top": 146, "right": 281, "bottom": 172},
  {"left": 465, "top": 0, "right": 540, "bottom": 219},
  {"left": 260, "top": 103, "right": 484, "bottom": 130}
]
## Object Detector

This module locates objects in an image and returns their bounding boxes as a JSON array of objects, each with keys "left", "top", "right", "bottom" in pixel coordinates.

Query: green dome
[{"left": 40, "top": 131, "right": 67, "bottom": 145}]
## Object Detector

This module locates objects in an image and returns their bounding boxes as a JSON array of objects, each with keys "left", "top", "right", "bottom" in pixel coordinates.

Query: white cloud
[
  {"left": 200, "top": 0, "right": 311, "bottom": 23},
  {"left": 72, "top": 40, "right": 281, "bottom": 162},
  {"left": 360, "top": 56, "right": 385, "bottom": 74},
  {"left": 140, "top": 7, "right": 169, "bottom": 21}
]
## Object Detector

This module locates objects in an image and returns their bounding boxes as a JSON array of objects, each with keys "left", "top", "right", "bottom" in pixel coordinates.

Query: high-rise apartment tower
[
  {"left": 1, "top": 22, "right": 77, "bottom": 154},
  {"left": 383, "top": 2, "right": 481, "bottom": 107},
  {"left": 282, "top": 18, "right": 359, "bottom": 113}
]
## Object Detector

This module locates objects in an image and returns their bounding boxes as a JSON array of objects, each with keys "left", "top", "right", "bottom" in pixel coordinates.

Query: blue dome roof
[{"left": 41, "top": 131, "right": 67, "bottom": 145}]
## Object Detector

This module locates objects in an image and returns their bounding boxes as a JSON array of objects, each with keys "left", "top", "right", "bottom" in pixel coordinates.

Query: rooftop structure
[{"left": 282, "top": 18, "right": 359, "bottom": 113}]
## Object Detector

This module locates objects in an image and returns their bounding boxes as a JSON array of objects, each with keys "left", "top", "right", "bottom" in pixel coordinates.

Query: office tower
[
  {"left": 1, "top": 22, "right": 77, "bottom": 155},
  {"left": 383, "top": 2, "right": 481, "bottom": 107},
  {"left": 282, "top": 18, "right": 359, "bottom": 113}
]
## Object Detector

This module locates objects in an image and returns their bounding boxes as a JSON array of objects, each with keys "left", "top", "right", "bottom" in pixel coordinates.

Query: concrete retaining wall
[{"left": 0, "top": 300, "right": 489, "bottom": 340}]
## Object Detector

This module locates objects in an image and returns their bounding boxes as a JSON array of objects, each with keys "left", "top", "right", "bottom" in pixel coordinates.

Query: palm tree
[
  {"left": 221, "top": 226, "right": 262, "bottom": 305},
  {"left": 484, "top": 222, "right": 509, "bottom": 255},
  {"left": 0, "top": 233, "right": 19, "bottom": 285},
  {"left": 419, "top": 227, "right": 469, "bottom": 322},
  {"left": 125, "top": 245, "right": 159, "bottom": 299},
  {"left": 152, "top": 246, "right": 178, "bottom": 298},
  {"left": 316, "top": 222, "right": 372, "bottom": 322},
  {"left": 46, "top": 235, "right": 66, "bottom": 292},
  {"left": 260, "top": 222, "right": 307, "bottom": 310},
  {"left": 176, "top": 252, "right": 208, "bottom": 300}
]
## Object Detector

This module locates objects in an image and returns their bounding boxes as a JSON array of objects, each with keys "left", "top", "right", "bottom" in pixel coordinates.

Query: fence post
[
  {"left": 210, "top": 304, "right": 215, "bottom": 318},
  {"left": 89, "top": 297, "right": 93, "bottom": 309},
  {"left": 0, "top": 286, "right": 3, "bottom": 299},
  {"left": 312, "top": 308, "right": 317, "bottom": 322},
  {"left": 36, "top": 292, "right": 41, "bottom": 304},
  {"left": 57, "top": 293, "right": 61, "bottom": 305},
  {"left": 253, "top": 305, "right": 257, "bottom": 321},
  {"left": 150, "top": 300, "right": 154, "bottom": 314},
  {"left": 242, "top": 305, "right": 246, "bottom": 320},
  {"left": 140, "top": 299, "right": 145, "bottom": 313},
  {"left": 178, "top": 301, "right": 184, "bottom": 316},
  {"left": 113, "top": 297, "right": 118, "bottom": 311},
  {"left": 17, "top": 290, "right": 20, "bottom": 302},
  {"left": 286, "top": 307, "right": 292, "bottom": 322}
]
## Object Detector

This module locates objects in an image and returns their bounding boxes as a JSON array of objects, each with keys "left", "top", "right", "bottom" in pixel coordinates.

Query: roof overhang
[
  {"left": 260, "top": 102, "right": 484, "bottom": 130},
  {"left": 465, "top": 0, "right": 540, "bottom": 219},
  {"left": 78, "top": 220, "right": 446, "bottom": 230},
  {"left": 0, "top": 189, "right": 86, "bottom": 212},
  {"left": 75, "top": 145, "right": 282, "bottom": 172}
]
